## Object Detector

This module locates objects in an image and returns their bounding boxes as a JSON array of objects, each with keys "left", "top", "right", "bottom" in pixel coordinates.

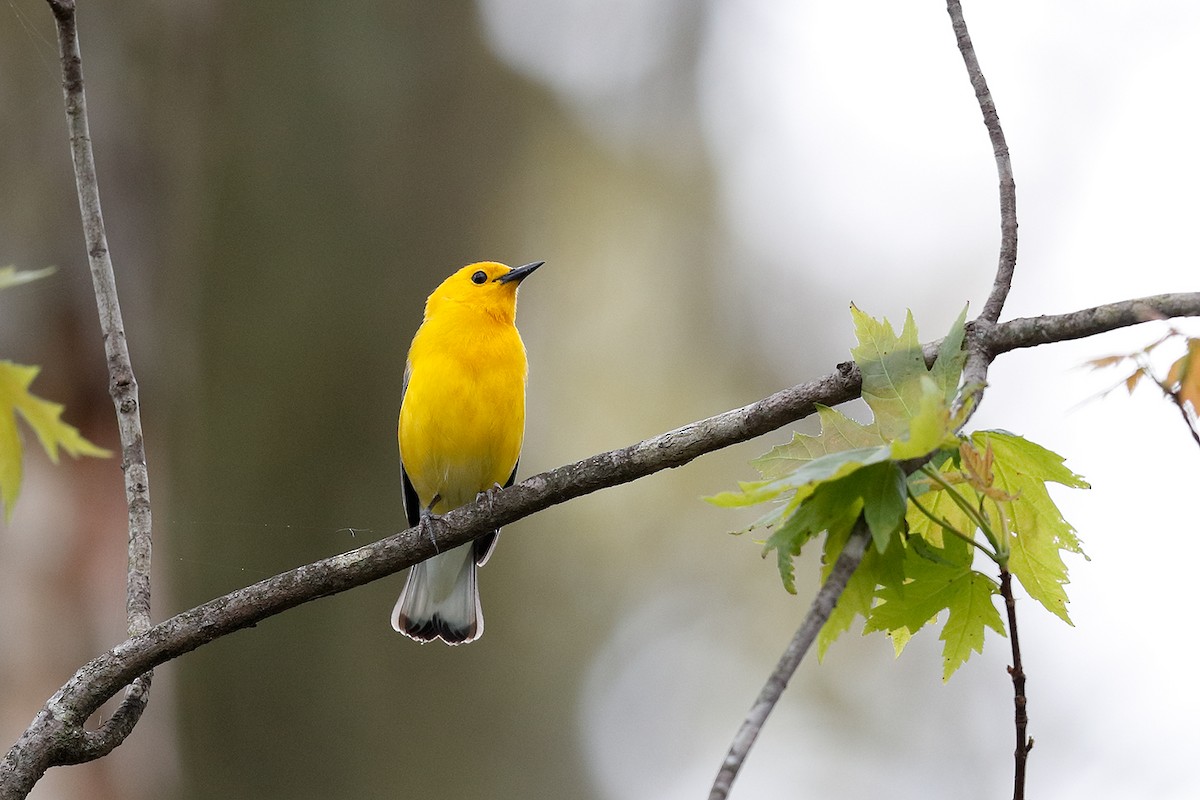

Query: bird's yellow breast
[{"left": 398, "top": 305, "right": 527, "bottom": 513}]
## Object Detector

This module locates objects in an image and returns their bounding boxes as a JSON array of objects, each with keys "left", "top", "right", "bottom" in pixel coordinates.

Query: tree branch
[
  {"left": 49, "top": 0, "right": 153, "bottom": 638},
  {"left": 2, "top": 293, "right": 1198, "bottom": 798},
  {"left": 1, "top": 2, "right": 159, "bottom": 794},
  {"left": 708, "top": 520, "right": 872, "bottom": 800},
  {"left": 1000, "top": 570, "right": 1032, "bottom": 800},
  {"left": 948, "top": 0, "right": 1017, "bottom": 327}
]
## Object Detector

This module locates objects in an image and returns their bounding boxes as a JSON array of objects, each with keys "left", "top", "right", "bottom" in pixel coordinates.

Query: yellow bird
[{"left": 391, "top": 260, "right": 542, "bottom": 644}]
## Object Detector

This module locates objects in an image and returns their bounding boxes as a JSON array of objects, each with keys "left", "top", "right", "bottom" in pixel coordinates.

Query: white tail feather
[{"left": 391, "top": 542, "right": 483, "bottom": 644}]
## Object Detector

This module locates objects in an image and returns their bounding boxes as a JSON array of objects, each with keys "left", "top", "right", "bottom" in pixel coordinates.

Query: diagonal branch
[
  {"left": 948, "top": 0, "right": 1018, "bottom": 327},
  {"left": 708, "top": 520, "right": 872, "bottom": 800},
  {"left": 3, "top": 292, "right": 1199, "bottom": 800}
]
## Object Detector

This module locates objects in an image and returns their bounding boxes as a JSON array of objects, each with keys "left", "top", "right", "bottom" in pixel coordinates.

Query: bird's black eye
[{"left": 471, "top": 270, "right": 488, "bottom": 285}]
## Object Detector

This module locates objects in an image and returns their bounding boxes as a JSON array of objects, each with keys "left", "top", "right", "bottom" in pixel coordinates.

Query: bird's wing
[
  {"left": 401, "top": 461, "right": 421, "bottom": 528},
  {"left": 399, "top": 359, "right": 421, "bottom": 528}
]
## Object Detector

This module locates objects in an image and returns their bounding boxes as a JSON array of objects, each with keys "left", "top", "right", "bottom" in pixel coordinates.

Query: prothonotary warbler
[{"left": 390, "top": 260, "right": 543, "bottom": 644}]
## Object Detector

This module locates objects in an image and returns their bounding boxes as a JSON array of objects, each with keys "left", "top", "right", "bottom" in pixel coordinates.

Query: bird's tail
[{"left": 391, "top": 542, "right": 482, "bottom": 644}]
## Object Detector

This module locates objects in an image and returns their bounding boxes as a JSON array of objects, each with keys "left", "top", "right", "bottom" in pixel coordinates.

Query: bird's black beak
[{"left": 496, "top": 260, "right": 544, "bottom": 284}]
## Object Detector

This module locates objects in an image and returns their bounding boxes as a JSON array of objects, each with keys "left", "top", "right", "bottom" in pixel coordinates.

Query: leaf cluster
[{"left": 709, "top": 306, "right": 1088, "bottom": 679}]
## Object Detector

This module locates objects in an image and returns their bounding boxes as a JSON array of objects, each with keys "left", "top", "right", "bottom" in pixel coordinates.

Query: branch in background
[{"left": 707, "top": 521, "right": 872, "bottom": 800}]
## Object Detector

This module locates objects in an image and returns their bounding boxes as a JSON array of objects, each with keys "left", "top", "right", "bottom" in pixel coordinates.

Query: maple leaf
[
  {"left": 751, "top": 405, "right": 882, "bottom": 480},
  {"left": 709, "top": 305, "right": 970, "bottom": 591},
  {"left": 850, "top": 306, "right": 929, "bottom": 440},
  {"left": 818, "top": 537, "right": 895, "bottom": 658},
  {"left": 865, "top": 536, "right": 1005, "bottom": 680},
  {"left": 850, "top": 304, "right": 968, "bottom": 441},
  {"left": 971, "top": 430, "right": 1087, "bottom": 623},
  {"left": 0, "top": 361, "right": 111, "bottom": 521}
]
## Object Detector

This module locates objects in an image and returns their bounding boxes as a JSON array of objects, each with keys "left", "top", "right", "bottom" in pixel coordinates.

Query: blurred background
[{"left": 1, "top": 1, "right": 1198, "bottom": 798}]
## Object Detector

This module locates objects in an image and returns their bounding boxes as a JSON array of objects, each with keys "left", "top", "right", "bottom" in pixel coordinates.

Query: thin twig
[
  {"left": 948, "top": 0, "right": 1017, "bottom": 326},
  {"left": 1000, "top": 570, "right": 1033, "bottom": 800},
  {"left": 1152, "top": 377, "right": 1200, "bottom": 452},
  {"left": 907, "top": 491, "right": 996, "bottom": 559},
  {"left": 708, "top": 520, "right": 872, "bottom": 800},
  {"left": 2, "top": 296, "right": 1200, "bottom": 798},
  {"left": 1168, "top": 394, "right": 1200, "bottom": 451},
  {"left": 41, "top": 0, "right": 153, "bottom": 779},
  {"left": 48, "top": 0, "right": 153, "bottom": 635}
]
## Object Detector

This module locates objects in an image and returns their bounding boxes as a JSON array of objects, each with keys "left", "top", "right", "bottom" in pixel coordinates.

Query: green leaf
[
  {"left": 860, "top": 462, "right": 907, "bottom": 552},
  {"left": 979, "top": 430, "right": 1089, "bottom": 491},
  {"left": 762, "top": 471, "right": 867, "bottom": 577},
  {"left": 930, "top": 305, "right": 969, "bottom": 405},
  {"left": 762, "top": 455, "right": 917, "bottom": 589},
  {"left": 752, "top": 405, "right": 883, "bottom": 479},
  {"left": 818, "top": 541, "right": 885, "bottom": 658},
  {"left": 938, "top": 571, "right": 1006, "bottom": 681},
  {"left": 890, "top": 376, "right": 956, "bottom": 460},
  {"left": 706, "top": 444, "right": 890, "bottom": 522},
  {"left": 851, "top": 305, "right": 928, "bottom": 439},
  {"left": 705, "top": 478, "right": 795, "bottom": 509},
  {"left": 905, "top": 470, "right": 976, "bottom": 550},
  {"left": 0, "top": 361, "right": 112, "bottom": 521},
  {"left": 818, "top": 529, "right": 909, "bottom": 658},
  {"left": 971, "top": 430, "right": 1086, "bottom": 622},
  {"left": 0, "top": 266, "right": 55, "bottom": 291},
  {"left": 763, "top": 507, "right": 827, "bottom": 594},
  {"left": 865, "top": 541, "right": 1004, "bottom": 680},
  {"left": 775, "top": 445, "right": 892, "bottom": 490}
]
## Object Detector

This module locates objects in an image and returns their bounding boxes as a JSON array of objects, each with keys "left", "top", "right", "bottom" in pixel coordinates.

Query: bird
[{"left": 390, "top": 260, "right": 542, "bottom": 644}]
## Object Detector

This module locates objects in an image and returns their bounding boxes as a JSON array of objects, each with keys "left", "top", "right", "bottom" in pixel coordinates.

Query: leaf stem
[
  {"left": 917, "top": 465, "right": 1001, "bottom": 554},
  {"left": 907, "top": 492, "right": 996, "bottom": 560}
]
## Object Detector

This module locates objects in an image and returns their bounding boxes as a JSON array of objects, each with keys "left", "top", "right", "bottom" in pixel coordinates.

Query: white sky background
[{"left": 480, "top": 1, "right": 1199, "bottom": 798}]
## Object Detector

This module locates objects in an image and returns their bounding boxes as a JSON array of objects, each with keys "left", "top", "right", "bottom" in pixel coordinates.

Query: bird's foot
[
  {"left": 418, "top": 508, "right": 441, "bottom": 554},
  {"left": 476, "top": 483, "right": 505, "bottom": 513}
]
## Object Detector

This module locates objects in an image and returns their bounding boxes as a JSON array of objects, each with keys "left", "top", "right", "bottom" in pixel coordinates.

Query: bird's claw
[
  {"left": 418, "top": 508, "right": 440, "bottom": 554},
  {"left": 476, "top": 483, "right": 505, "bottom": 513}
]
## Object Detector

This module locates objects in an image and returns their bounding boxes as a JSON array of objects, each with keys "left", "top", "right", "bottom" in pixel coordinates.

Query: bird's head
[{"left": 424, "top": 261, "right": 543, "bottom": 324}]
